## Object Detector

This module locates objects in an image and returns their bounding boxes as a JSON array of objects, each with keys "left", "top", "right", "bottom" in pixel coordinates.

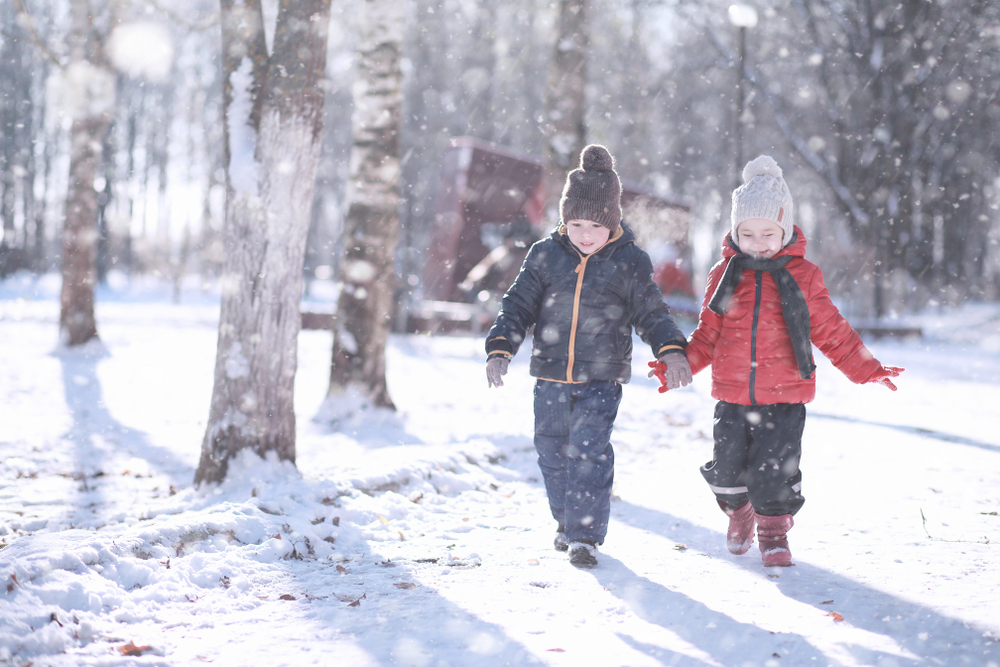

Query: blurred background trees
[{"left": 4, "top": 0, "right": 999, "bottom": 327}]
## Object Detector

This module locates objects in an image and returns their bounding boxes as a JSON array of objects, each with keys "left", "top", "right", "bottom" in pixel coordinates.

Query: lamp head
[{"left": 728, "top": 4, "right": 758, "bottom": 28}]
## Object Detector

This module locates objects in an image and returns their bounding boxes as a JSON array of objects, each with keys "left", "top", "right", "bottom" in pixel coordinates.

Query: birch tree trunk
[
  {"left": 327, "top": 0, "right": 405, "bottom": 410},
  {"left": 59, "top": 1, "right": 116, "bottom": 345},
  {"left": 195, "top": 0, "right": 332, "bottom": 484},
  {"left": 543, "top": 0, "right": 588, "bottom": 219}
]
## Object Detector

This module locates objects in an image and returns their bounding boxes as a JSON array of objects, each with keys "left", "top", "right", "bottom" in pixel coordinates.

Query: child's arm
[
  {"left": 649, "top": 261, "right": 726, "bottom": 392},
  {"left": 684, "top": 261, "right": 727, "bottom": 376},
  {"left": 805, "top": 265, "right": 903, "bottom": 388},
  {"left": 627, "top": 251, "right": 688, "bottom": 355},
  {"left": 485, "top": 244, "right": 545, "bottom": 386},
  {"left": 627, "top": 251, "right": 690, "bottom": 389}
]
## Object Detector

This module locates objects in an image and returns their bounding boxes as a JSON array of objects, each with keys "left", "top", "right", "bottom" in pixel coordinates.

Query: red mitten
[
  {"left": 647, "top": 360, "right": 670, "bottom": 393},
  {"left": 864, "top": 365, "right": 905, "bottom": 391}
]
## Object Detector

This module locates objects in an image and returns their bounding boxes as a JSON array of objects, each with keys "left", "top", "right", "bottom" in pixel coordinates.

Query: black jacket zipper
[{"left": 749, "top": 270, "right": 763, "bottom": 405}]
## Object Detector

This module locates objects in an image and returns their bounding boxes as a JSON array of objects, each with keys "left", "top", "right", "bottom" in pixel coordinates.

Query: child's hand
[
  {"left": 486, "top": 357, "right": 509, "bottom": 388},
  {"left": 864, "top": 365, "right": 905, "bottom": 391},
  {"left": 647, "top": 352, "right": 692, "bottom": 392},
  {"left": 647, "top": 360, "right": 669, "bottom": 392}
]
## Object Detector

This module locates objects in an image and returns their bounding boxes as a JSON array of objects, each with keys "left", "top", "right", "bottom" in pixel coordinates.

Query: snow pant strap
[
  {"left": 533, "top": 379, "right": 621, "bottom": 545},
  {"left": 700, "top": 401, "right": 806, "bottom": 517}
]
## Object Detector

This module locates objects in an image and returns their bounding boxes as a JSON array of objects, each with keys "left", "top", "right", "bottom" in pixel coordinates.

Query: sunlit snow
[{"left": 0, "top": 275, "right": 998, "bottom": 666}]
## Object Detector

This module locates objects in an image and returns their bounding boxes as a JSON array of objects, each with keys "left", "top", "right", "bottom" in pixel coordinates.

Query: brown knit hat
[{"left": 558, "top": 144, "right": 622, "bottom": 232}]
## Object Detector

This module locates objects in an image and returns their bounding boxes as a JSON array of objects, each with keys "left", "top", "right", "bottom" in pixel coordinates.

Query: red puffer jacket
[{"left": 686, "top": 227, "right": 881, "bottom": 405}]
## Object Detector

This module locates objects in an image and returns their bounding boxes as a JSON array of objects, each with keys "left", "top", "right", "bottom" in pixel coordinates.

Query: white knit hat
[{"left": 731, "top": 155, "right": 794, "bottom": 246}]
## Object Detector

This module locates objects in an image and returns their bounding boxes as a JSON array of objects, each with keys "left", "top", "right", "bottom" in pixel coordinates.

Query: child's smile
[
  {"left": 566, "top": 219, "right": 612, "bottom": 255},
  {"left": 736, "top": 217, "right": 784, "bottom": 259}
]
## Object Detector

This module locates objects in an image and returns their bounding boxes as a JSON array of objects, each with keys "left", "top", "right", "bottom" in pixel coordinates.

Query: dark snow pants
[
  {"left": 700, "top": 400, "right": 806, "bottom": 517},
  {"left": 533, "top": 379, "right": 621, "bottom": 545}
]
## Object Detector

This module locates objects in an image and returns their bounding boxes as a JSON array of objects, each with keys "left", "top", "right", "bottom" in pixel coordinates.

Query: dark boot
[
  {"left": 718, "top": 500, "right": 755, "bottom": 555},
  {"left": 755, "top": 513, "right": 794, "bottom": 567},
  {"left": 554, "top": 524, "right": 569, "bottom": 552},
  {"left": 568, "top": 541, "right": 598, "bottom": 568}
]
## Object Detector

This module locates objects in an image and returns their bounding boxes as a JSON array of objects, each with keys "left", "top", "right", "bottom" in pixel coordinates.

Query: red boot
[
  {"left": 755, "top": 513, "right": 794, "bottom": 567},
  {"left": 718, "top": 500, "right": 756, "bottom": 555}
]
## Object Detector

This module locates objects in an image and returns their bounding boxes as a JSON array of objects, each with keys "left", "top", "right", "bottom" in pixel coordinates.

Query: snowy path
[{"left": 1, "top": 295, "right": 999, "bottom": 666}]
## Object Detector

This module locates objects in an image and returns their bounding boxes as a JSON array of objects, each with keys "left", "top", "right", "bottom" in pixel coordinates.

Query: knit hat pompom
[
  {"left": 731, "top": 154, "right": 795, "bottom": 247},
  {"left": 581, "top": 144, "right": 615, "bottom": 172},
  {"left": 742, "top": 155, "right": 782, "bottom": 183},
  {"left": 559, "top": 144, "right": 623, "bottom": 232}
]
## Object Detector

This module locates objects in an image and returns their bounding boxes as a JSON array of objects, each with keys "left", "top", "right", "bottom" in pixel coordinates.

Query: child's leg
[
  {"left": 533, "top": 380, "right": 572, "bottom": 530},
  {"left": 702, "top": 401, "right": 756, "bottom": 554},
  {"left": 700, "top": 401, "right": 752, "bottom": 509},
  {"left": 743, "top": 404, "right": 805, "bottom": 517},
  {"left": 533, "top": 379, "right": 620, "bottom": 546},
  {"left": 564, "top": 381, "right": 620, "bottom": 545}
]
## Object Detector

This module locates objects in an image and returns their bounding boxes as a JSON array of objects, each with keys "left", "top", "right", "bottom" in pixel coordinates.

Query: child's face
[
  {"left": 566, "top": 219, "right": 611, "bottom": 255},
  {"left": 736, "top": 218, "right": 784, "bottom": 259}
]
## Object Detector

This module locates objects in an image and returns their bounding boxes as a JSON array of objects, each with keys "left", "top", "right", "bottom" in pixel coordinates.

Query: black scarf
[{"left": 707, "top": 234, "right": 816, "bottom": 380}]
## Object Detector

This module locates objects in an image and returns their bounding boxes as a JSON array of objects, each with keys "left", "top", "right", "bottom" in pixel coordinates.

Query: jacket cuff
[
  {"left": 656, "top": 341, "right": 688, "bottom": 358},
  {"left": 486, "top": 336, "right": 514, "bottom": 358}
]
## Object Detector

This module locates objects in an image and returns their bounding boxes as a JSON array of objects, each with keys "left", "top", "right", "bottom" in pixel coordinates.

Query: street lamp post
[{"left": 728, "top": 4, "right": 758, "bottom": 193}]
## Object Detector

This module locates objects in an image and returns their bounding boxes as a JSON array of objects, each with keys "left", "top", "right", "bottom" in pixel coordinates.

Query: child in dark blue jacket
[{"left": 485, "top": 145, "right": 691, "bottom": 568}]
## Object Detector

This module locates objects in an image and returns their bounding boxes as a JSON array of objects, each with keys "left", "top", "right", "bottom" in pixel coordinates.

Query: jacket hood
[{"left": 722, "top": 225, "right": 807, "bottom": 260}]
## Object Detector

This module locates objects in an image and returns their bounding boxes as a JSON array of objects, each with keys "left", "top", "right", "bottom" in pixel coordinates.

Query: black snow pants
[
  {"left": 533, "top": 379, "right": 621, "bottom": 545},
  {"left": 700, "top": 400, "right": 806, "bottom": 517}
]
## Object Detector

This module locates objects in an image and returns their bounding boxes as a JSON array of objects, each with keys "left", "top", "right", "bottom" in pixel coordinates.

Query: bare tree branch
[
  {"left": 676, "top": 4, "right": 870, "bottom": 225},
  {"left": 12, "top": 0, "right": 64, "bottom": 68}
]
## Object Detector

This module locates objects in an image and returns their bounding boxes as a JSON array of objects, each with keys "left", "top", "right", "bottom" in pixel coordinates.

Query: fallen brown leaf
[
  {"left": 547, "top": 648, "right": 566, "bottom": 652},
  {"left": 348, "top": 593, "right": 366, "bottom": 607},
  {"left": 673, "top": 544, "right": 687, "bottom": 551},
  {"left": 821, "top": 600, "right": 834, "bottom": 604},
  {"left": 279, "top": 593, "right": 296, "bottom": 601},
  {"left": 336, "top": 565, "right": 347, "bottom": 574},
  {"left": 394, "top": 582, "right": 418, "bottom": 589},
  {"left": 119, "top": 641, "right": 152, "bottom": 656},
  {"left": 767, "top": 574, "right": 780, "bottom": 579},
  {"left": 827, "top": 612, "right": 845, "bottom": 622}
]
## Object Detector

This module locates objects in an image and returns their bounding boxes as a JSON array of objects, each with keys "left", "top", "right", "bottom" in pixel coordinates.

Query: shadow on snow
[{"left": 613, "top": 499, "right": 1000, "bottom": 666}]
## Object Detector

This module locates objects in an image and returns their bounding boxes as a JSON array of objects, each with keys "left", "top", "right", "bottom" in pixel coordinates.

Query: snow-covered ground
[{"left": 1, "top": 272, "right": 999, "bottom": 667}]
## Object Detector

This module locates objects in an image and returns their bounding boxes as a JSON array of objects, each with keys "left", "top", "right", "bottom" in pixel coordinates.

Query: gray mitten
[
  {"left": 486, "top": 357, "right": 510, "bottom": 387},
  {"left": 657, "top": 351, "right": 692, "bottom": 390}
]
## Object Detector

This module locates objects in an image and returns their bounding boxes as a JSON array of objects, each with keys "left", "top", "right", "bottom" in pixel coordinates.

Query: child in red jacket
[{"left": 650, "top": 155, "right": 903, "bottom": 567}]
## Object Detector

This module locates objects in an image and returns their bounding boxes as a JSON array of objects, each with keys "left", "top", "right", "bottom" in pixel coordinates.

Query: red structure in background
[
  {"left": 412, "top": 137, "right": 694, "bottom": 333},
  {"left": 422, "top": 138, "right": 547, "bottom": 303}
]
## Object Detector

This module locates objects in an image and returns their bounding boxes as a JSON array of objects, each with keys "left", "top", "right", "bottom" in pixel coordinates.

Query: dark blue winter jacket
[{"left": 486, "top": 222, "right": 687, "bottom": 384}]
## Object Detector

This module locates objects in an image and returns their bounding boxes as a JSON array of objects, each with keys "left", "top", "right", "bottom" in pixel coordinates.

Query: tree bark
[
  {"left": 543, "top": 0, "right": 588, "bottom": 219},
  {"left": 59, "top": 0, "right": 116, "bottom": 345},
  {"left": 196, "top": 0, "right": 332, "bottom": 484},
  {"left": 327, "top": 0, "right": 405, "bottom": 410}
]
